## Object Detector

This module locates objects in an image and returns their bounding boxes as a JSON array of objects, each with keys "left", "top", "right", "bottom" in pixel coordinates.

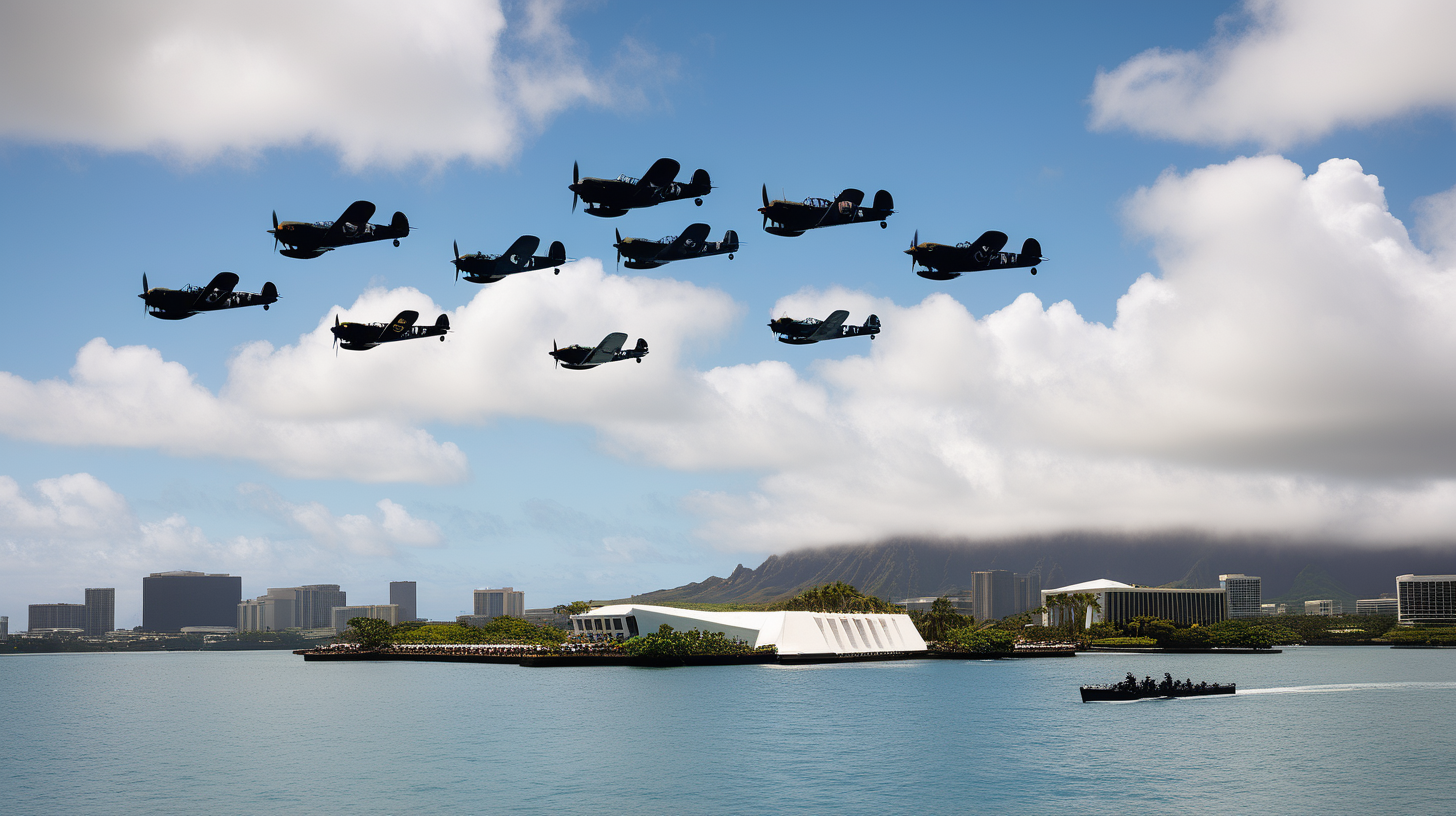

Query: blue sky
[{"left": 3, "top": 1, "right": 1455, "bottom": 625}]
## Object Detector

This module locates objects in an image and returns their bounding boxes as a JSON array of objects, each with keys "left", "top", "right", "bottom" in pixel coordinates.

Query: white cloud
[
  {"left": 240, "top": 485, "right": 443, "bottom": 556},
  {"left": 0, "top": 0, "right": 658, "bottom": 168},
  {"left": 0, "top": 339, "right": 467, "bottom": 483},
  {"left": 1089, "top": 0, "right": 1456, "bottom": 147}
]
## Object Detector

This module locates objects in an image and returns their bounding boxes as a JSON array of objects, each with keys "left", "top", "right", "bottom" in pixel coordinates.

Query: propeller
[
  {"left": 761, "top": 184, "right": 770, "bottom": 231},
  {"left": 572, "top": 161, "right": 580, "bottom": 213},
  {"left": 910, "top": 229, "right": 918, "bottom": 273},
  {"left": 453, "top": 240, "right": 460, "bottom": 282},
  {"left": 141, "top": 272, "right": 149, "bottom": 314},
  {"left": 271, "top": 211, "right": 279, "bottom": 252},
  {"left": 332, "top": 314, "right": 340, "bottom": 356},
  {"left": 552, "top": 339, "right": 559, "bottom": 368},
  {"left": 615, "top": 228, "right": 621, "bottom": 271}
]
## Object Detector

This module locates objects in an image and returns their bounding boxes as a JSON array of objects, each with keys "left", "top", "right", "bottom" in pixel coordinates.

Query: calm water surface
[{"left": 2, "top": 646, "right": 1452, "bottom": 814}]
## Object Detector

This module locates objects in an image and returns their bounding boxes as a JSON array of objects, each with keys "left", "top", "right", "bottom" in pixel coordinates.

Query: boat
[{"left": 1080, "top": 672, "right": 1236, "bottom": 702}]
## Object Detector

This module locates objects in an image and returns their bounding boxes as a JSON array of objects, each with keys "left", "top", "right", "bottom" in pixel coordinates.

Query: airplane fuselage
[
  {"left": 907, "top": 238, "right": 1043, "bottom": 279},
  {"left": 570, "top": 177, "right": 708, "bottom": 218},
  {"left": 760, "top": 200, "right": 893, "bottom": 237}
]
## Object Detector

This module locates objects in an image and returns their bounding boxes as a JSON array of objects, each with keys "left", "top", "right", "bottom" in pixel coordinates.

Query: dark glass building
[
  {"left": 390, "top": 581, "right": 418, "bottom": 622},
  {"left": 142, "top": 571, "right": 242, "bottom": 632},
  {"left": 29, "top": 603, "right": 87, "bottom": 631},
  {"left": 85, "top": 588, "right": 115, "bottom": 636}
]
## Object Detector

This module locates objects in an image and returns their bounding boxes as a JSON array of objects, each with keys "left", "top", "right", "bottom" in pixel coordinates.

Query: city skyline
[{"left": 3, "top": 2, "right": 1456, "bottom": 626}]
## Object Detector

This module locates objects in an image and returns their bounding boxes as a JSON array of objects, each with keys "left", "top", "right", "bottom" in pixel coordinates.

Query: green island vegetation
[
  {"left": 1377, "top": 625, "right": 1456, "bottom": 646},
  {"left": 339, "top": 616, "right": 569, "bottom": 649},
  {"left": 772, "top": 581, "right": 902, "bottom": 613}
]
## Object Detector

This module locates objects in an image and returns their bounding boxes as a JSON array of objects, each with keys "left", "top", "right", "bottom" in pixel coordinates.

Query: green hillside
[{"left": 1267, "top": 564, "right": 1358, "bottom": 609}]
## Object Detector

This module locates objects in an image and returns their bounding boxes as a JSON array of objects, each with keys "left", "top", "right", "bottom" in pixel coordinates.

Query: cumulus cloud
[
  {"left": 1090, "top": 0, "right": 1456, "bottom": 147},
  {"left": 0, "top": 473, "right": 443, "bottom": 624},
  {"left": 0, "top": 0, "right": 658, "bottom": 168},
  {"left": 0, "top": 339, "right": 467, "bottom": 483}
]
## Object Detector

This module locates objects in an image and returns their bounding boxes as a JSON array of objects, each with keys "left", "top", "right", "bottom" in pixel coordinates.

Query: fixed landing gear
[
  {"left": 263, "top": 304, "right": 270, "bottom": 310},
  {"left": 695, "top": 198, "right": 703, "bottom": 206},
  {"left": 728, "top": 253, "right": 734, "bottom": 260},
  {"left": 880, "top": 221, "right": 887, "bottom": 228},
  {"left": 393, "top": 239, "right": 401, "bottom": 247},
  {"left": 554, "top": 269, "right": 560, "bottom": 275},
  {"left": 439, "top": 336, "right": 445, "bottom": 342}
]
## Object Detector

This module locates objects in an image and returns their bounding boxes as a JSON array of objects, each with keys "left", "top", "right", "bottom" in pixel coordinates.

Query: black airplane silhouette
[
  {"left": 613, "top": 223, "right": 738, "bottom": 270},
  {"left": 769, "top": 310, "right": 880, "bottom": 344},
  {"left": 550, "top": 333, "right": 648, "bottom": 369},
  {"left": 139, "top": 272, "right": 277, "bottom": 320},
  {"left": 570, "top": 158, "right": 711, "bottom": 217},
  {"left": 452, "top": 236, "right": 569, "bottom": 283},
  {"left": 760, "top": 185, "right": 893, "bottom": 237},
  {"left": 269, "top": 201, "right": 410, "bottom": 259},
  {"left": 331, "top": 310, "right": 448, "bottom": 351},
  {"left": 906, "top": 230, "right": 1045, "bottom": 279}
]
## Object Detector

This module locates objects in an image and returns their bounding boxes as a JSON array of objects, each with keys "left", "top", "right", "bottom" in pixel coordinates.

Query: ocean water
[{"left": 2, "top": 646, "right": 1452, "bottom": 815}]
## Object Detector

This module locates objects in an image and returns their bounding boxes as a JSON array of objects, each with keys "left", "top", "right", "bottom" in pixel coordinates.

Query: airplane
[
  {"left": 330, "top": 310, "right": 449, "bottom": 351},
  {"left": 452, "top": 236, "right": 569, "bottom": 283},
  {"left": 549, "top": 333, "right": 649, "bottom": 369},
  {"left": 905, "top": 230, "right": 1045, "bottom": 279},
  {"left": 569, "top": 158, "right": 711, "bottom": 217},
  {"left": 759, "top": 185, "right": 894, "bottom": 237},
  {"left": 769, "top": 310, "right": 880, "bottom": 344},
  {"left": 612, "top": 223, "right": 738, "bottom": 270},
  {"left": 269, "top": 200, "right": 410, "bottom": 259},
  {"left": 139, "top": 272, "right": 278, "bottom": 320}
]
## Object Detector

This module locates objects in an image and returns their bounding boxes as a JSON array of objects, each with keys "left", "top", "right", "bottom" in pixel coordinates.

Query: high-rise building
[
  {"left": 1396, "top": 574, "right": 1456, "bottom": 626},
  {"left": 236, "top": 584, "right": 346, "bottom": 631},
  {"left": 29, "top": 603, "right": 87, "bottom": 632},
  {"left": 1014, "top": 573, "right": 1042, "bottom": 616},
  {"left": 1304, "top": 599, "right": 1342, "bottom": 616},
  {"left": 0, "top": 616, "right": 8, "bottom": 638},
  {"left": 390, "top": 581, "right": 418, "bottom": 622},
  {"left": 84, "top": 588, "right": 115, "bottom": 636},
  {"left": 142, "top": 571, "right": 242, "bottom": 632},
  {"left": 971, "top": 571, "right": 1015, "bottom": 621},
  {"left": 331, "top": 604, "right": 400, "bottom": 634},
  {"left": 1219, "top": 574, "right": 1262, "bottom": 619},
  {"left": 473, "top": 587, "right": 525, "bottom": 620}
]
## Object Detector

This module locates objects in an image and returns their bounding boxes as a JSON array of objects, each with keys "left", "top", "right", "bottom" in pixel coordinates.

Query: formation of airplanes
[{"left": 146, "top": 156, "right": 1049, "bottom": 358}]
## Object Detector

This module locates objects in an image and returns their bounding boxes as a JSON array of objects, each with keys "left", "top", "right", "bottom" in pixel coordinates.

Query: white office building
[
  {"left": 1355, "top": 598, "right": 1398, "bottom": 616},
  {"left": 330, "top": 604, "right": 400, "bottom": 633},
  {"left": 473, "top": 587, "right": 525, "bottom": 621},
  {"left": 1396, "top": 575, "right": 1456, "bottom": 626},
  {"left": 569, "top": 604, "right": 926, "bottom": 657},
  {"left": 1304, "top": 599, "right": 1343, "bottom": 616},
  {"left": 1041, "top": 579, "right": 1226, "bottom": 627},
  {"left": 1219, "top": 574, "right": 1262, "bottom": 619}
]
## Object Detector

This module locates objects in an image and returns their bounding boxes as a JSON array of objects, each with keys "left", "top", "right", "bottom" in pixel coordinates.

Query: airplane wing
[
  {"left": 807, "top": 310, "right": 849, "bottom": 342},
  {"left": 379, "top": 310, "right": 419, "bottom": 343},
  {"left": 972, "top": 230, "right": 1009, "bottom": 253},
  {"left": 195, "top": 271, "right": 239, "bottom": 306},
  {"left": 585, "top": 332, "right": 629, "bottom": 365},
  {"left": 502, "top": 235, "right": 541, "bottom": 270},
  {"left": 664, "top": 223, "right": 712, "bottom": 257},
  {"left": 326, "top": 200, "right": 377, "bottom": 242},
  {"left": 640, "top": 158, "right": 681, "bottom": 189}
]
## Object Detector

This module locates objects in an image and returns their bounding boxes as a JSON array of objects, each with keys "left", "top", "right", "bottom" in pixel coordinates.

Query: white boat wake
[{"left": 1239, "top": 682, "right": 1456, "bottom": 695}]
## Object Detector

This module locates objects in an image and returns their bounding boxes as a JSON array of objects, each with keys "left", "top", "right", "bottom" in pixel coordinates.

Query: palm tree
[
  {"left": 1044, "top": 593, "right": 1071, "bottom": 633},
  {"left": 1068, "top": 593, "right": 1103, "bottom": 638}
]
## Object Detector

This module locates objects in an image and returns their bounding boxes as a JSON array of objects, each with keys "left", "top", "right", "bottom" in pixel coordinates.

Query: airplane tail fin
[
  {"left": 873, "top": 190, "right": 894, "bottom": 212},
  {"left": 865, "top": 314, "right": 881, "bottom": 330},
  {"left": 691, "top": 168, "right": 711, "bottom": 193},
  {"left": 724, "top": 229, "right": 739, "bottom": 251},
  {"left": 262, "top": 281, "right": 278, "bottom": 301},
  {"left": 1021, "top": 238, "right": 1042, "bottom": 261},
  {"left": 391, "top": 211, "right": 410, "bottom": 233},
  {"left": 635, "top": 338, "right": 649, "bottom": 354},
  {"left": 435, "top": 314, "right": 450, "bottom": 331},
  {"left": 549, "top": 240, "right": 566, "bottom": 263}
]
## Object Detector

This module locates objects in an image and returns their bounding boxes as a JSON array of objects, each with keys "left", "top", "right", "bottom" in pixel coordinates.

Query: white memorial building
[{"left": 569, "top": 604, "right": 927, "bottom": 657}]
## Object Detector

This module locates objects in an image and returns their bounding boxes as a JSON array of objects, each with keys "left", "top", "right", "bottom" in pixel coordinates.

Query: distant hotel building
[
  {"left": 1396, "top": 574, "right": 1456, "bottom": 626},
  {"left": 1304, "top": 599, "right": 1343, "bottom": 616},
  {"left": 143, "top": 571, "right": 242, "bottom": 632},
  {"left": 473, "top": 587, "right": 525, "bottom": 621},
  {"left": 85, "top": 588, "right": 115, "bottom": 636},
  {"left": 1219, "top": 574, "right": 1262, "bottom": 619},
  {"left": 390, "top": 581, "right": 418, "bottom": 622},
  {"left": 29, "top": 602, "right": 87, "bottom": 633},
  {"left": 1041, "top": 579, "right": 1226, "bottom": 628},
  {"left": 1356, "top": 598, "right": 1398, "bottom": 616},
  {"left": 0, "top": 616, "right": 8, "bottom": 638},
  {"left": 331, "top": 604, "right": 399, "bottom": 633},
  {"left": 970, "top": 571, "right": 1042, "bottom": 621},
  {"left": 237, "top": 585, "right": 346, "bottom": 632}
]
